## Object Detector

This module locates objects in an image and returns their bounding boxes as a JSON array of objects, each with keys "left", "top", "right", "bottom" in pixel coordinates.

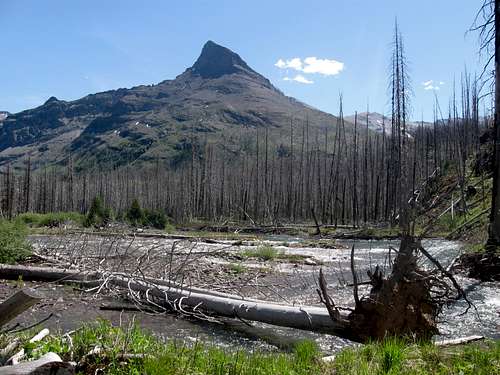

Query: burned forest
[{"left": 0, "top": 2, "right": 499, "bottom": 375}]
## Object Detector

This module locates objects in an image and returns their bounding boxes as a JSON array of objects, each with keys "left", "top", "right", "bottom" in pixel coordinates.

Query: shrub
[
  {"left": 143, "top": 209, "right": 168, "bottom": 229},
  {"left": 126, "top": 199, "right": 145, "bottom": 226},
  {"left": 164, "top": 222, "right": 176, "bottom": 233},
  {"left": 243, "top": 245, "right": 279, "bottom": 261},
  {"left": 84, "top": 197, "right": 111, "bottom": 227},
  {"left": 0, "top": 220, "right": 31, "bottom": 264}
]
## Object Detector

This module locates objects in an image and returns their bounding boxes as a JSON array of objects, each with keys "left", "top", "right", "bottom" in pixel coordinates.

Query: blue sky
[{"left": 0, "top": 0, "right": 485, "bottom": 120}]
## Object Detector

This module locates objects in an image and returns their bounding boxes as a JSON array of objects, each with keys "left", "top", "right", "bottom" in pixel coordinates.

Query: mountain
[
  {"left": 0, "top": 41, "right": 344, "bottom": 171},
  {"left": 344, "top": 112, "right": 432, "bottom": 135}
]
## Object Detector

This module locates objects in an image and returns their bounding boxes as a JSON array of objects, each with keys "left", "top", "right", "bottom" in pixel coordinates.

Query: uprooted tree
[{"left": 317, "top": 23, "right": 471, "bottom": 341}]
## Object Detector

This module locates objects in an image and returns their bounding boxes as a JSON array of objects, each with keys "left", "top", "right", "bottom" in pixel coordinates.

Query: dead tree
[
  {"left": 318, "top": 22, "right": 470, "bottom": 341},
  {"left": 485, "top": 0, "right": 500, "bottom": 249}
]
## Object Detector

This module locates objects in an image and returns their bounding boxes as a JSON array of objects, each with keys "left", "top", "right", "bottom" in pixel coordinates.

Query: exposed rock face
[
  {"left": 190, "top": 41, "right": 258, "bottom": 79},
  {"left": 0, "top": 41, "right": 342, "bottom": 170}
]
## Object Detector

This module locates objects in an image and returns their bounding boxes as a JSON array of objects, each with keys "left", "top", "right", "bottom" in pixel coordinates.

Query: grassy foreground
[{"left": 1, "top": 321, "right": 498, "bottom": 374}]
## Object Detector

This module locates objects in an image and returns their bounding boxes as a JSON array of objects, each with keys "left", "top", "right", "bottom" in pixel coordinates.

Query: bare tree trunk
[{"left": 488, "top": 0, "right": 500, "bottom": 249}]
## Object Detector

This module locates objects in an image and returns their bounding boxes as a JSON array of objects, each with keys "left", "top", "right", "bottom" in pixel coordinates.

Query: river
[{"left": 20, "top": 235, "right": 500, "bottom": 354}]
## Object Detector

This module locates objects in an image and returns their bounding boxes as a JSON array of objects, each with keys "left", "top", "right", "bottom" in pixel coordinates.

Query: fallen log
[
  {"left": 114, "top": 277, "right": 351, "bottom": 336},
  {"left": 0, "top": 266, "right": 100, "bottom": 283},
  {"left": 0, "top": 289, "right": 43, "bottom": 328},
  {"left": 0, "top": 264, "right": 354, "bottom": 340},
  {"left": 435, "top": 335, "right": 484, "bottom": 347},
  {"left": 0, "top": 352, "right": 74, "bottom": 375},
  {"left": 0, "top": 264, "right": 260, "bottom": 303}
]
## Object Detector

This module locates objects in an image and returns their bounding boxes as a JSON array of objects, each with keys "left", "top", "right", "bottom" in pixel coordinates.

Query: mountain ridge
[{"left": 0, "top": 41, "right": 345, "bottom": 171}]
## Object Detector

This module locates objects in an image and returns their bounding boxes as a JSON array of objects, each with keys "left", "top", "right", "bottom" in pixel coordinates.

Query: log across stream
[{"left": 5, "top": 235, "right": 500, "bottom": 354}]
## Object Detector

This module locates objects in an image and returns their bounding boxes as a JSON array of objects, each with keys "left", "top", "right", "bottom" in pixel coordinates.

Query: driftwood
[
  {"left": 0, "top": 289, "right": 43, "bottom": 328},
  {"left": 435, "top": 335, "right": 484, "bottom": 347},
  {"left": 7, "top": 329, "right": 50, "bottom": 365},
  {"left": 0, "top": 352, "right": 74, "bottom": 375},
  {"left": 0, "top": 264, "right": 261, "bottom": 303},
  {"left": 0, "top": 265, "right": 354, "bottom": 339},
  {"left": 112, "top": 277, "right": 351, "bottom": 335}
]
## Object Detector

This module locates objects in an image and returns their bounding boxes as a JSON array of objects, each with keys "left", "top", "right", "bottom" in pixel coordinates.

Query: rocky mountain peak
[
  {"left": 45, "top": 96, "right": 60, "bottom": 105},
  {"left": 190, "top": 40, "right": 258, "bottom": 79}
]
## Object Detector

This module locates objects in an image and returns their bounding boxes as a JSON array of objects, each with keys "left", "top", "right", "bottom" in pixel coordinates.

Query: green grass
[
  {"left": 16, "top": 320, "right": 323, "bottom": 375},
  {"left": 0, "top": 219, "right": 31, "bottom": 264},
  {"left": 241, "top": 245, "right": 307, "bottom": 263},
  {"left": 242, "top": 245, "right": 279, "bottom": 260},
  {"left": 333, "top": 338, "right": 500, "bottom": 375},
  {"left": 465, "top": 243, "right": 487, "bottom": 254},
  {"left": 16, "top": 212, "right": 85, "bottom": 228},
  {"left": 433, "top": 201, "right": 490, "bottom": 238},
  {"left": 3, "top": 322, "right": 499, "bottom": 374},
  {"left": 165, "top": 222, "right": 176, "bottom": 233},
  {"left": 226, "top": 263, "right": 247, "bottom": 274}
]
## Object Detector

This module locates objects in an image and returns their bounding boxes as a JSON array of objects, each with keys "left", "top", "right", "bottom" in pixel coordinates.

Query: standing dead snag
[{"left": 345, "top": 21, "right": 439, "bottom": 341}]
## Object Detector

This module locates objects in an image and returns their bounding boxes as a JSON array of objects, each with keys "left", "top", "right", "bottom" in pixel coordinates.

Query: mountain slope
[
  {"left": 0, "top": 41, "right": 343, "bottom": 170},
  {"left": 344, "top": 112, "right": 432, "bottom": 135}
]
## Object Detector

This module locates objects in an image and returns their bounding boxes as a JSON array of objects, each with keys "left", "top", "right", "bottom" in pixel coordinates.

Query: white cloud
[
  {"left": 283, "top": 74, "right": 314, "bottom": 84},
  {"left": 274, "top": 56, "right": 344, "bottom": 76},
  {"left": 275, "top": 59, "right": 286, "bottom": 69},
  {"left": 302, "top": 57, "right": 344, "bottom": 76},
  {"left": 422, "top": 80, "right": 444, "bottom": 91},
  {"left": 275, "top": 58, "right": 303, "bottom": 71}
]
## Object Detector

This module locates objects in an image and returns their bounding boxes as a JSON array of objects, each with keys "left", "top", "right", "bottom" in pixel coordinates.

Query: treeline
[{"left": 0, "top": 91, "right": 485, "bottom": 226}]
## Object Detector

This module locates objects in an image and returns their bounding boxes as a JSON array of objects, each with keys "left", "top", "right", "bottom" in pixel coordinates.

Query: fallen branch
[
  {"left": 435, "top": 335, "right": 484, "bottom": 347},
  {"left": 6, "top": 329, "right": 50, "bottom": 365},
  {"left": 417, "top": 244, "right": 475, "bottom": 313},
  {"left": 0, "top": 264, "right": 259, "bottom": 303}
]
